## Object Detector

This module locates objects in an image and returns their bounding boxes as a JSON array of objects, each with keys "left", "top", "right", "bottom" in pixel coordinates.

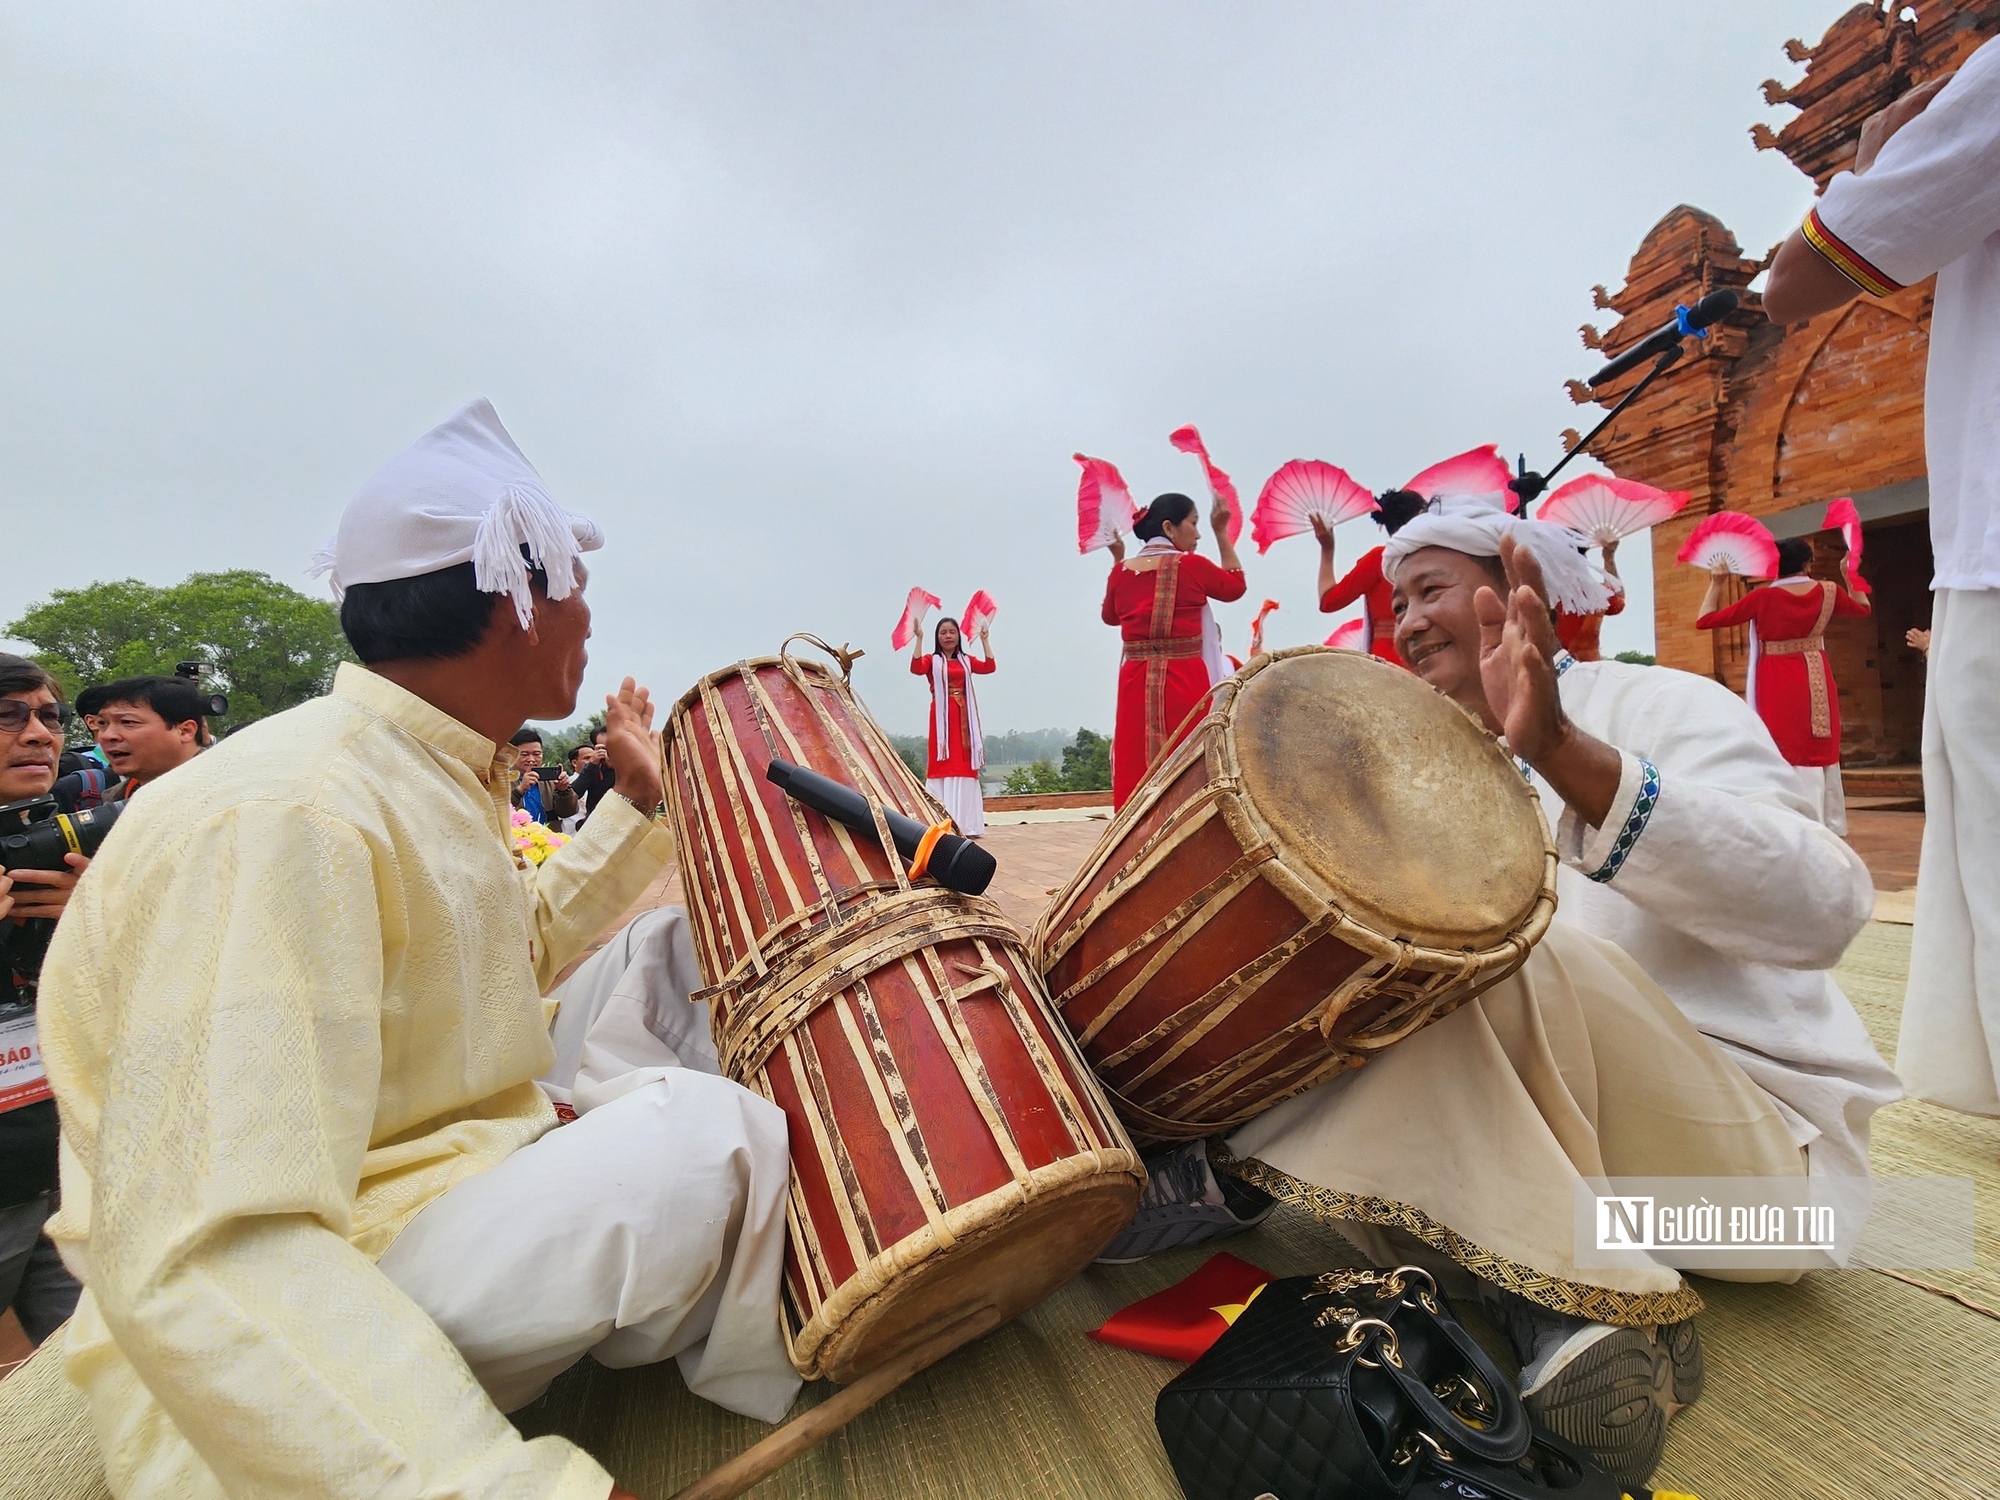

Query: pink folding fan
[
  {"left": 1677, "top": 512, "right": 1778, "bottom": 579},
  {"left": 1536, "top": 475, "right": 1689, "bottom": 546},
  {"left": 1823, "top": 497, "right": 1871, "bottom": 594},
  {"left": 1404, "top": 444, "right": 1514, "bottom": 508},
  {"left": 1075, "top": 454, "right": 1137, "bottom": 554},
  {"left": 961, "top": 589, "right": 999, "bottom": 638},
  {"left": 1324, "top": 618, "right": 1366, "bottom": 651},
  {"left": 891, "top": 586, "right": 943, "bottom": 651},
  {"left": 1169, "top": 425, "right": 1244, "bottom": 547},
  {"left": 1249, "top": 460, "right": 1378, "bottom": 553}
]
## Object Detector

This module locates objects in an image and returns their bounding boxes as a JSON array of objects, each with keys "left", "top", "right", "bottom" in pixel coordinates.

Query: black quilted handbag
[
  {"left": 1414, "top": 1427, "right": 1651, "bottom": 1499},
  {"left": 1155, "top": 1265, "right": 1530, "bottom": 1500}
]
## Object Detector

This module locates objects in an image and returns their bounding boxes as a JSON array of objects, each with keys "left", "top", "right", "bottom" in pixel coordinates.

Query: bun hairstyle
[
  {"left": 1133, "top": 492, "right": 1198, "bottom": 542},
  {"left": 1374, "top": 489, "right": 1428, "bottom": 536},
  {"left": 1775, "top": 536, "right": 1814, "bottom": 579}
]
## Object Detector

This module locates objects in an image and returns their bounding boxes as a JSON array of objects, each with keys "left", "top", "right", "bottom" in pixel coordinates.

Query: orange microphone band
[{"left": 908, "top": 819, "right": 954, "bottom": 880}]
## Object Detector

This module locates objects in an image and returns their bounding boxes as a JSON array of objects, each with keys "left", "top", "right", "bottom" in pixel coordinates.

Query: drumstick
[{"left": 666, "top": 1304, "right": 1006, "bottom": 1500}]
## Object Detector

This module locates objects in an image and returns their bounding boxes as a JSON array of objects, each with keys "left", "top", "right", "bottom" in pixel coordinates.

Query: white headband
[
  {"left": 1382, "top": 495, "right": 1611, "bottom": 615},
  {"left": 311, "top": 398, "right": 602, "bottom": 629}
]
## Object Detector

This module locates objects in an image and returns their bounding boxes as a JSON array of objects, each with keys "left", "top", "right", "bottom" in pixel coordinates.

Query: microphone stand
[{"left": 1508, "top": 345, "right": 1683, "bottom": 517}]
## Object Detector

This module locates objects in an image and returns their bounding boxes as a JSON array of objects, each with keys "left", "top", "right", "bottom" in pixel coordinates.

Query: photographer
[
  {"left": 568, "top": 726, "right": 617, "bottom": 824},
  {"left": 0, "top": 654, "right": 85, "bottom": 1346},
  {"left": 90, "top": 675, "right": 211, "bottom": 798},
  {"left": 507, "top": 727, "right": 578, "bottom": 824}
]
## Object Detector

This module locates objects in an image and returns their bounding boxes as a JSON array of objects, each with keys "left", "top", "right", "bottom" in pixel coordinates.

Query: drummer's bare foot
[{"left": 1094, "top": 1141, "right": 1275, "bottom": 1263}]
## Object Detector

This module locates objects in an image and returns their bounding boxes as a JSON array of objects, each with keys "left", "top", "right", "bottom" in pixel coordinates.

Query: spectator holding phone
[{"left": 508, "top": 727, "right": 578, "bottom": 825}]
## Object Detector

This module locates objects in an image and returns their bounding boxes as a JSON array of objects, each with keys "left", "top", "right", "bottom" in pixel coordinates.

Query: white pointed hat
[{"left": 311, "top": 398, "right": 602, "bottom": 628}]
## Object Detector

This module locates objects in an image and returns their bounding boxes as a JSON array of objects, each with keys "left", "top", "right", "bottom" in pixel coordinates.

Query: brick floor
[
  {"left": 1846, "top": 807, "right": 1923, "bottom": 893},
  {"left": 976, "top": 819, "right": 1113, "bottom": 933},
  {"left": 584, "top": 803, "right": 1924, "bottom": 957}
]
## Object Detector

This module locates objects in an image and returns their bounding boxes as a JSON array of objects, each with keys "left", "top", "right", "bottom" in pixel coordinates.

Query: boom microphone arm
[{"left": 1509, "top": 289, "right": 1740, "bottom": 516}]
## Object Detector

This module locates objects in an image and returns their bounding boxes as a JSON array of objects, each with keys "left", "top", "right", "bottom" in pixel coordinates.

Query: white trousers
[
  {"left": 927, "top": 775, "right": 986, "bottom": 837},
  {"left": 1898, "top": 587, "right": 2000, "bottom": 1116},
  {"left": 1795, "top": 763, "right": 1848, "bottom": 837},
  {"left": 378, "top": 909, "right": 801, "bottom": 1422},
  {"left": 1227, "top": 925, "right": 1807, "bottom": 1323}
]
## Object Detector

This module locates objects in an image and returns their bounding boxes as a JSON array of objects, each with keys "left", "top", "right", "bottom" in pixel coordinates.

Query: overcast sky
[{"left": 1, "top": 3, "right": 1837, "bottom": 736}]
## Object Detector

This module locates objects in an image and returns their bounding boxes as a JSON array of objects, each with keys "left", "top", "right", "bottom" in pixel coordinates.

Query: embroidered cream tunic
[{"left": 39, "top": 663, "right": 671, "bottom": 1499}]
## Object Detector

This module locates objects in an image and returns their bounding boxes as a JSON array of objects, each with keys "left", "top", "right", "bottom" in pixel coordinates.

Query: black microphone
[
  {"left": 765, "top": 758, "right": 997, "bottom": 897},
  {"left": 1587, "top": 289, "right": 1739, "bottom": 387}
]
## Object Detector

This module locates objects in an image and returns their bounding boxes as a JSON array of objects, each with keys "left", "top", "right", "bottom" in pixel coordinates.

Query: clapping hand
[
  {"left": 1474, "top": 536, "right": 1568, "bottom": 763},
  {"left": 603, "top": 678, "right": 665, "bottom": 815}
]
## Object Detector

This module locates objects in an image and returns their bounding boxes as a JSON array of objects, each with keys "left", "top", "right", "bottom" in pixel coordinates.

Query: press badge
[{"left": 0, "top": 1006, "right": 51, "bottom": 1114}]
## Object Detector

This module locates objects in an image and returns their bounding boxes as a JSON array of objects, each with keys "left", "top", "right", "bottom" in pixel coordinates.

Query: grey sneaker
[
  {"left": 1494, "top": 1295, "right": 1703, "bottom": 1489},
  {"left": 1094, "top": 1141, "right": 1276, "bottom": 1264}
]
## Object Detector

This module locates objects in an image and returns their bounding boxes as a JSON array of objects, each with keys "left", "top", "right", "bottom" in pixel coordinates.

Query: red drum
[
  {"left": 1033, "top": 646, "right": 1556, "bottom": 1144},
  {"left": 664, "top": 637, "right": 1142, "bottom": 1382}
]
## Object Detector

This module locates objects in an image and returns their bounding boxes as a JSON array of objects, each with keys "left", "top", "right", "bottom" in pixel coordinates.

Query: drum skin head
[{"left": 1230, "top": 649, "right": 1548, "bottom": 951}]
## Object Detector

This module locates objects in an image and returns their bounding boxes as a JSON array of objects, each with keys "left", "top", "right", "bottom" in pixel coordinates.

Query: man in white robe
[
  {"left": 1110, "top": 503, "right": 1899, "bottom": 1488},
  {"left": 1763, "top": 40, "right": 2000, "bottom": 1117},
  {"left": 41, "top": 400, "right": 798, "bottom": 1500}
]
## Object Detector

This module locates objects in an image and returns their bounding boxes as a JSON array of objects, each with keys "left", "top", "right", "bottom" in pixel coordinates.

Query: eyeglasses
[{"left": 0, "top": 701, "right": 72, "bottom": 734}]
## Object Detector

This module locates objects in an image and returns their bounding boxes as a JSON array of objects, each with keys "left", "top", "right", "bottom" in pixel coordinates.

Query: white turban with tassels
[
  {"left": 1382, "top": 494, "right": 1612, "bottom": 615},
  {"left": 310, "top": 399, "right": 602, "bottom": 629}
]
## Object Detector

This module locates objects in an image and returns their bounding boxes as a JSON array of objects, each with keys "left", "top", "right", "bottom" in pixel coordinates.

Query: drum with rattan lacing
[
  {"left": 663, "top": 636, "right": 1143, "bottom": 1383},
  {"left": 1031, "top": 645, "right": 1557, "bottom": 1145}
]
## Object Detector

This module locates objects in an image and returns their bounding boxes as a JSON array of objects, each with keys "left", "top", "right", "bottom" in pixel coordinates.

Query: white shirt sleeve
[
  {"left": 1552, "top": 671, "right": 1874, "bottom": 972},
  {"left": 1811, "top": 37, "right": 2000, "bottom": 290}
]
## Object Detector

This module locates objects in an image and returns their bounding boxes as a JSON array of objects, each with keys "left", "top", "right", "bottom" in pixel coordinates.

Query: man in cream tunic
[{"left": 39, "top": 400, "right": 798, "bottom": 1500}]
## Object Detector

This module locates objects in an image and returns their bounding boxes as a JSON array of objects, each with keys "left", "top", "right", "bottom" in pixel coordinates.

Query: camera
[
  {"left": 0, "top": 795, "right": 124, "bottom": 873},
  {"left": 173, "top": 662, "right": 230, "bottom": 720}
]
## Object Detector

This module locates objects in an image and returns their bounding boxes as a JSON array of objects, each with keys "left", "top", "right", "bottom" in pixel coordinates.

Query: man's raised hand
[
  {"left": 603, "top": 678, "right": 665, "bottom": 816},
  {"left": 1475, "top": 536, "right": 1567, "bottom": 763}
]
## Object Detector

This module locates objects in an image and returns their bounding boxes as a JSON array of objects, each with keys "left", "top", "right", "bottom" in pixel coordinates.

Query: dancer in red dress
[
  {"left": 1696, "top": 536, "right": 1870, "bottom": 833},
  {"left": 1103, "top": 492, "right": 1245, "bottom": 810},
  {"left": 1555, "top": 540, "right": 1625, "bottom": 663},
  {"left": 1311, "top": 490, "right": 1427, "bottom": 667},
  {"left": 909, "top": 616, "right": 995, "bottom": 837}
]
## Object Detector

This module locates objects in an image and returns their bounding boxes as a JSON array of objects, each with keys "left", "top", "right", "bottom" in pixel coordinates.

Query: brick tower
[{"left": 1567, "top": 0, "right": 1999, "bottom": 766}]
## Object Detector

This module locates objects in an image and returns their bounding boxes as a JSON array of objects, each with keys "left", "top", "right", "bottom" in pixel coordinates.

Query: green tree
[
  {"left": 539, "top": 710, "right": 607, "bottom": 767},
  {"left": 1058, "top": 728, "right": 1112, "bottom": 792},
  {"left": 888, "top": 734, "right": 928, "bottom": 780},
  {"left": 1001, "top": 759, "right": 1066, "bottom": 795},
  {"left": 998, "top": 729, "right": 1111, "bottom": 795},
  {"left": 7, "top": 571, "right": 353, "bottom": 732},
  {"left": 1612, "top": 651, "right": 1656, "bottom": 666}
]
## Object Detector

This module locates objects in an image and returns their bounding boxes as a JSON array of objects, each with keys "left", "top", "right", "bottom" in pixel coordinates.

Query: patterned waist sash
[
  {"left": 1122, "top": 636, "right": 1204, "bottom": 662},
  {"left": 1761, "top": 580, "right": 1839, "bottom": 738}
]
